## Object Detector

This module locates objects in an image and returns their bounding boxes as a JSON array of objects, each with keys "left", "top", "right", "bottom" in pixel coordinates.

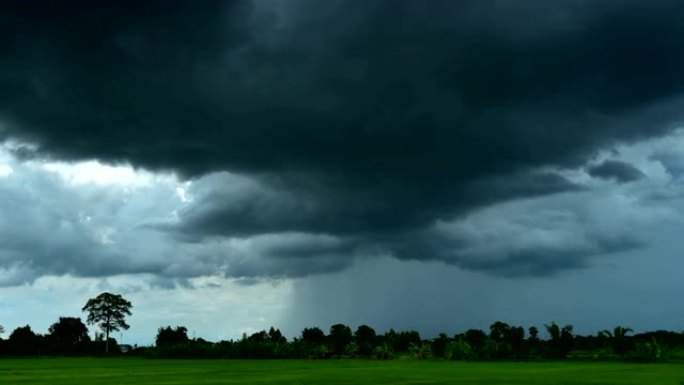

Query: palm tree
[
  {"left": 599, "top": 326, "right": 632, "bottom": 339},
  {"left": 544, "top": 322, "right": 560, "bottom": 340},
  {"left": 410, "top": 341, "right": 432, "bottom": 359},
  {"left": 544, "top": 322, "right": 574, "bottom": 358},
  {"left": 373, "top": 342, "right": 394, "bottom": 360},
  {"left": 599, "top": 326, "right": 633, "bottom": 355}
]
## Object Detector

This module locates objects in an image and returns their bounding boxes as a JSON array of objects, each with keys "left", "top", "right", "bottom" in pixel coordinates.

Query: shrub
[{"left": 446, "top": 339, "right": 474, "bottom": 360}]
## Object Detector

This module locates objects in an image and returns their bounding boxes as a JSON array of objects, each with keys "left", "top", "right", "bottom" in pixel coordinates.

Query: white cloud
[
  {"left": 0, "top": 164, "right": 12, "bottom": 178},
  {"left": 176, "top": 186, "right": 191, "bottom": 203},
  {"left": 37, "top": 160, "right": 169, "bottom": 188}
]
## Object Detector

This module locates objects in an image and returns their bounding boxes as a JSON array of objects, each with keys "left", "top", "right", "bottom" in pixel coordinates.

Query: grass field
[{"left": 0, "top": 358, "right": 682, "bottom": 384}]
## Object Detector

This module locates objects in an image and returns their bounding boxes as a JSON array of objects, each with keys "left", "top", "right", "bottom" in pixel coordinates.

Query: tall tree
[
  {"left": 462, "top": 329, "right": 487, "bottom": 357},
  {"left": 328, "top": 324, "right": 352, "bottom": 356},
  {"left": 387, "top": 330, "right": 421, "bottom": 352},
  {"left": 544, "top": 322, "right": 574, "bottom": 358},
  {"left": 489, "top": 321, "right": 514, "bottom": 358},
  {"left": 528, "top": 326, "right": 539, "bottom": 341},
  {"left": 489, "top": 321, "right": 511, "bottom": 343},
  {"left": 82, "top": 292, "right": 132, "bottom": 354},
  {"left": 301, "top": 327, "right": 326, "bottom": 345},
  {"left": 268, "top": 327, "right": 286, "bottom": 344},
  {"left": 527, "top": 326, "right": 541, "bottom": 355},
  {"left": 9, "top": 325, "right": 39, "bottom": 355},
  {"left": 354, "top": 325, "right": 377, "bottom": 356},
  {"left": 432, "top": 333, "right": 450, "bottom": 358}
]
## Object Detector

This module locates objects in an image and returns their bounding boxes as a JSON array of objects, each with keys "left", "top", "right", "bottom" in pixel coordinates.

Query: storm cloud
[
  {"left": 588, "top": 160, "right": 646, "bottom": 183},
  {"left": 2, "top": 1, "right": 684, "bottom": 278}
]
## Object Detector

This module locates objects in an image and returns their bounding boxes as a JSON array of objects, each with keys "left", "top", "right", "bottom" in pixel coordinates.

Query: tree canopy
[
  {"left": 156, "top": 326, "right": 190, "bottom": 347},
  {"left": 48, "top": 317, "right": 90, "bottom": 354},
  {"left": 82, "top": 292, "right": 132, "bottom": 354},
  {"left": 328, "top": 324, "right": 352, "bottom": 356}
]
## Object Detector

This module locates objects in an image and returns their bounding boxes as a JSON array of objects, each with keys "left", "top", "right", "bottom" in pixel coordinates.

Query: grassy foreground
[{"left": 0, "top": 358, "right": 682, "bottom": 384}]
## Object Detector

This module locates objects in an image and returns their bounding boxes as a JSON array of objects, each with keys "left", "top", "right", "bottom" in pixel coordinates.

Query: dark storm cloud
[
  {"left": 588, "top": 160, "right": 646, "bottom": 183},
  {"left": 2, "top": 0, "right": 683, "bottom": 276},
  {"left": 158, "top": 171, "right": 581, "bottom": 241}
]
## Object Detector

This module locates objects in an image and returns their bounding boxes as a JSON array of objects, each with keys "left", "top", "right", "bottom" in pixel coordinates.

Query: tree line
[
  {"left": 0, "top": 292, "right": 132, "bottom": 356},
  {"left": 142, "top": 322, "right": 684, "bottom": 362},
  {"left": 1, "top": 292, "right": 682, "bottom": 362}
]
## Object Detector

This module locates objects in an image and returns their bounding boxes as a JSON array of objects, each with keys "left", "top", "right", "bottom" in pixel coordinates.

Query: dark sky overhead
[{"left": 1, "top": 1, "right": 684, "bottom": 342}]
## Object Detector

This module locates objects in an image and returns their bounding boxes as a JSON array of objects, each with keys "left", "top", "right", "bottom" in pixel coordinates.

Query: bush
[
  {"left": 373, "top": 342, "right": 394, "bottom": 360},
  {"left": 627, "top": 338, "right": 670, "bottom": 362},
  {"left": 445, "top": 339, "right": 474, "bottom": 360}
]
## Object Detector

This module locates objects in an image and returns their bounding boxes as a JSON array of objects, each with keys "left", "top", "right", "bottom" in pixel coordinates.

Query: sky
[{"left": 1, "top": 0, "right": 684, "bottom": 345}]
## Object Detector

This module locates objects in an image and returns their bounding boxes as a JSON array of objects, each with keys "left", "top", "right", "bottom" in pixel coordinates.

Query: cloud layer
[{"left": 2, "top": 1, "right": 684, "bottom": 280}]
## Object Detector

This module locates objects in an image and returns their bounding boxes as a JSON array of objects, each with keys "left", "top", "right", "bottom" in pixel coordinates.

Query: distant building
[{"left": 119, "top": 344, "right": 134, "bottom": 353}]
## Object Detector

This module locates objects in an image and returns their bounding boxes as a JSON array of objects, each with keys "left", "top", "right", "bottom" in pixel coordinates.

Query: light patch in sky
[
  {"left": 0, "top": 274, "right": 294, "bottom": 345},
  {"left": 176, "top": 185, "right": 192, "bottom": 203},
  {"left": 0, "top": 164, "right": 12, "bottom": 178},
  {"left": 37, "top": 160, "right": 168, "bottom": 188},
  {"left": 98, "top": 227, "right": 116, "bottom": 245},
  {"left": 0, "top": 143, "right": 16, "bottom": 178}
]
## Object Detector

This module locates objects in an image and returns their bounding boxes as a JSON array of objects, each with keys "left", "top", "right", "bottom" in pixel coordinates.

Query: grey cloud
[
  {"left": 0, "top": 155, "right": 362, "bottom": 285},
  {"left": 588, "top": 160, "right": 646, "bottom": 183},
  {"left": 453, "top": 234, "right": 644, "bottom": 277},
  {"left": 160, "top": 171, "right": 582, "bottom": 240},
  {"left": 383, "top": 187, "right": 658, "bottom": 277},
  {"left": 0, "top": 143, "right": 676, "bottom": 283},
  {"left": 651, "top": 152, "right": 684, "bottom": 180},
  {"left": 2, "top": 1, "right": 684, "bottom": 278},
  {"left": 386, "top": 227, "right": 643, "bottom": 278},
  {"left": 0, "top": 158, "right": 190, "bottom": 285},
  {"left": 195, "top": 233, "right": 358, "bottom": 279}
]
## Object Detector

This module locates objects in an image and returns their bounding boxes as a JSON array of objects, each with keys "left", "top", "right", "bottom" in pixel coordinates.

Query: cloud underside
[
  {"left": 588, "top": 160, "right": 646, "bottom": 183},
  {"left": 1, "top": 1, "right": 684, "bottom": 282}
]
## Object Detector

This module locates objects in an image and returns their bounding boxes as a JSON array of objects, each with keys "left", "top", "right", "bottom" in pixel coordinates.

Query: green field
[{"left": 0, "top": 358, "right": 682, "bottom": 384}]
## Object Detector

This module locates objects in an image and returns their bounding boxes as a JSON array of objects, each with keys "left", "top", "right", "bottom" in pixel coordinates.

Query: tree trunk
[{"left": 106, "top": 328, "right": 109, "bottom": 354}]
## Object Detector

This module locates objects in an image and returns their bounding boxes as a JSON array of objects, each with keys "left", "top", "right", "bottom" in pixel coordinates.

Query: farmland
[{"left": 1, "top": 358, "right": 682, "bottom": 385}]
